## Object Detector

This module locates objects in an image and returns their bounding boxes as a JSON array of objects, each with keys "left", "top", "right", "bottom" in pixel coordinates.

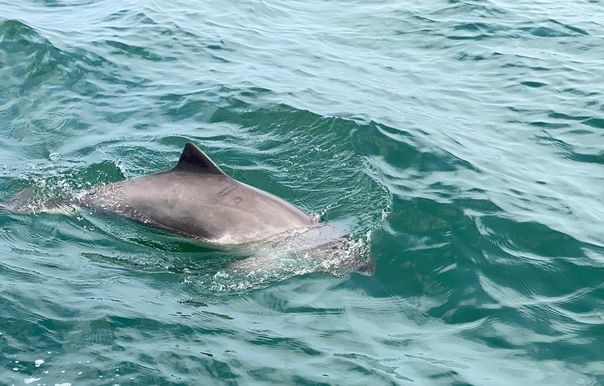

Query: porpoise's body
[
  {"left": 1, "top": 143, "right": 374, "bottom": 275},
  {"left": 76, "top": 143, "right": 315, "bottom": 247}
]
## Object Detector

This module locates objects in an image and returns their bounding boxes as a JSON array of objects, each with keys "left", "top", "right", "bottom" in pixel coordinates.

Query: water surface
[{"left": 1, "top": 0, "right": 603, "bottom": 385}]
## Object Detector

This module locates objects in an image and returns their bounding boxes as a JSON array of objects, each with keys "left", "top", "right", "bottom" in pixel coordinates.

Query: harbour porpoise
[{"left": 1, "top": 143, "right": 374, "bottom": 275}]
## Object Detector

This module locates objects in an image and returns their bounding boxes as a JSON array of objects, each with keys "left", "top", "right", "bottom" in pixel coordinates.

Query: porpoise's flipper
[{"left": 0, "top": 188, "right": 33, "bottom": 212}]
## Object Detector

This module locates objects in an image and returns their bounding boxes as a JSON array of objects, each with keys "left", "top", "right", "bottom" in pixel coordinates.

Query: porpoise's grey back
[{"left": 77, "top": 143, "right": 315, "bottom": 246}]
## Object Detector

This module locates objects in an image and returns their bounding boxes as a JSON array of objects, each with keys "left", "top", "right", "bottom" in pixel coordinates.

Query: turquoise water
[{"left": 1, "top": 0, "right": 603, "bottom": 384}]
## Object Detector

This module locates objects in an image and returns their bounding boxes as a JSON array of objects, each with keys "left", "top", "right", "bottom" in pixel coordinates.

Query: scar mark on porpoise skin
[
  {"left": 218, "top": 184, "right": 238, "bottom": 198},
  {"left": 233, "top": 197, "right": 242, "bottom": 204}
]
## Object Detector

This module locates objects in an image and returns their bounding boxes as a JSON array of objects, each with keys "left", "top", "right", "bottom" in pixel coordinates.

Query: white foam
[
  {"left": 24, "top": 378, "right": 40, "bottom": 384},
  {"left": 35, "top": 359, "right": 45, "bottom": 367}
]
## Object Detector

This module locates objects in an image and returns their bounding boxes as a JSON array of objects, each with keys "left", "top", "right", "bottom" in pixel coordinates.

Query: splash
[{"left": 208, "top": 227, "right": 374, "bottom": 292}]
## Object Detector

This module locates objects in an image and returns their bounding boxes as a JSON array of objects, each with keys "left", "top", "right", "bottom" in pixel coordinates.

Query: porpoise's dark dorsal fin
[{"left": 173, "top": 143, "right": 226, "bottom": 175}]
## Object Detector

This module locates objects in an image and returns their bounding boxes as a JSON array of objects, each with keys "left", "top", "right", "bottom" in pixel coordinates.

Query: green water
[{"left": 1, "top": 0, "right": 603, "bottom": 385}]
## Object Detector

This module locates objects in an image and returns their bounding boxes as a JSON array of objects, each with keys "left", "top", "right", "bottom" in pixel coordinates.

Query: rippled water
[{"left": 1, "top": 0, "right": 603, "bottom": 384}]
